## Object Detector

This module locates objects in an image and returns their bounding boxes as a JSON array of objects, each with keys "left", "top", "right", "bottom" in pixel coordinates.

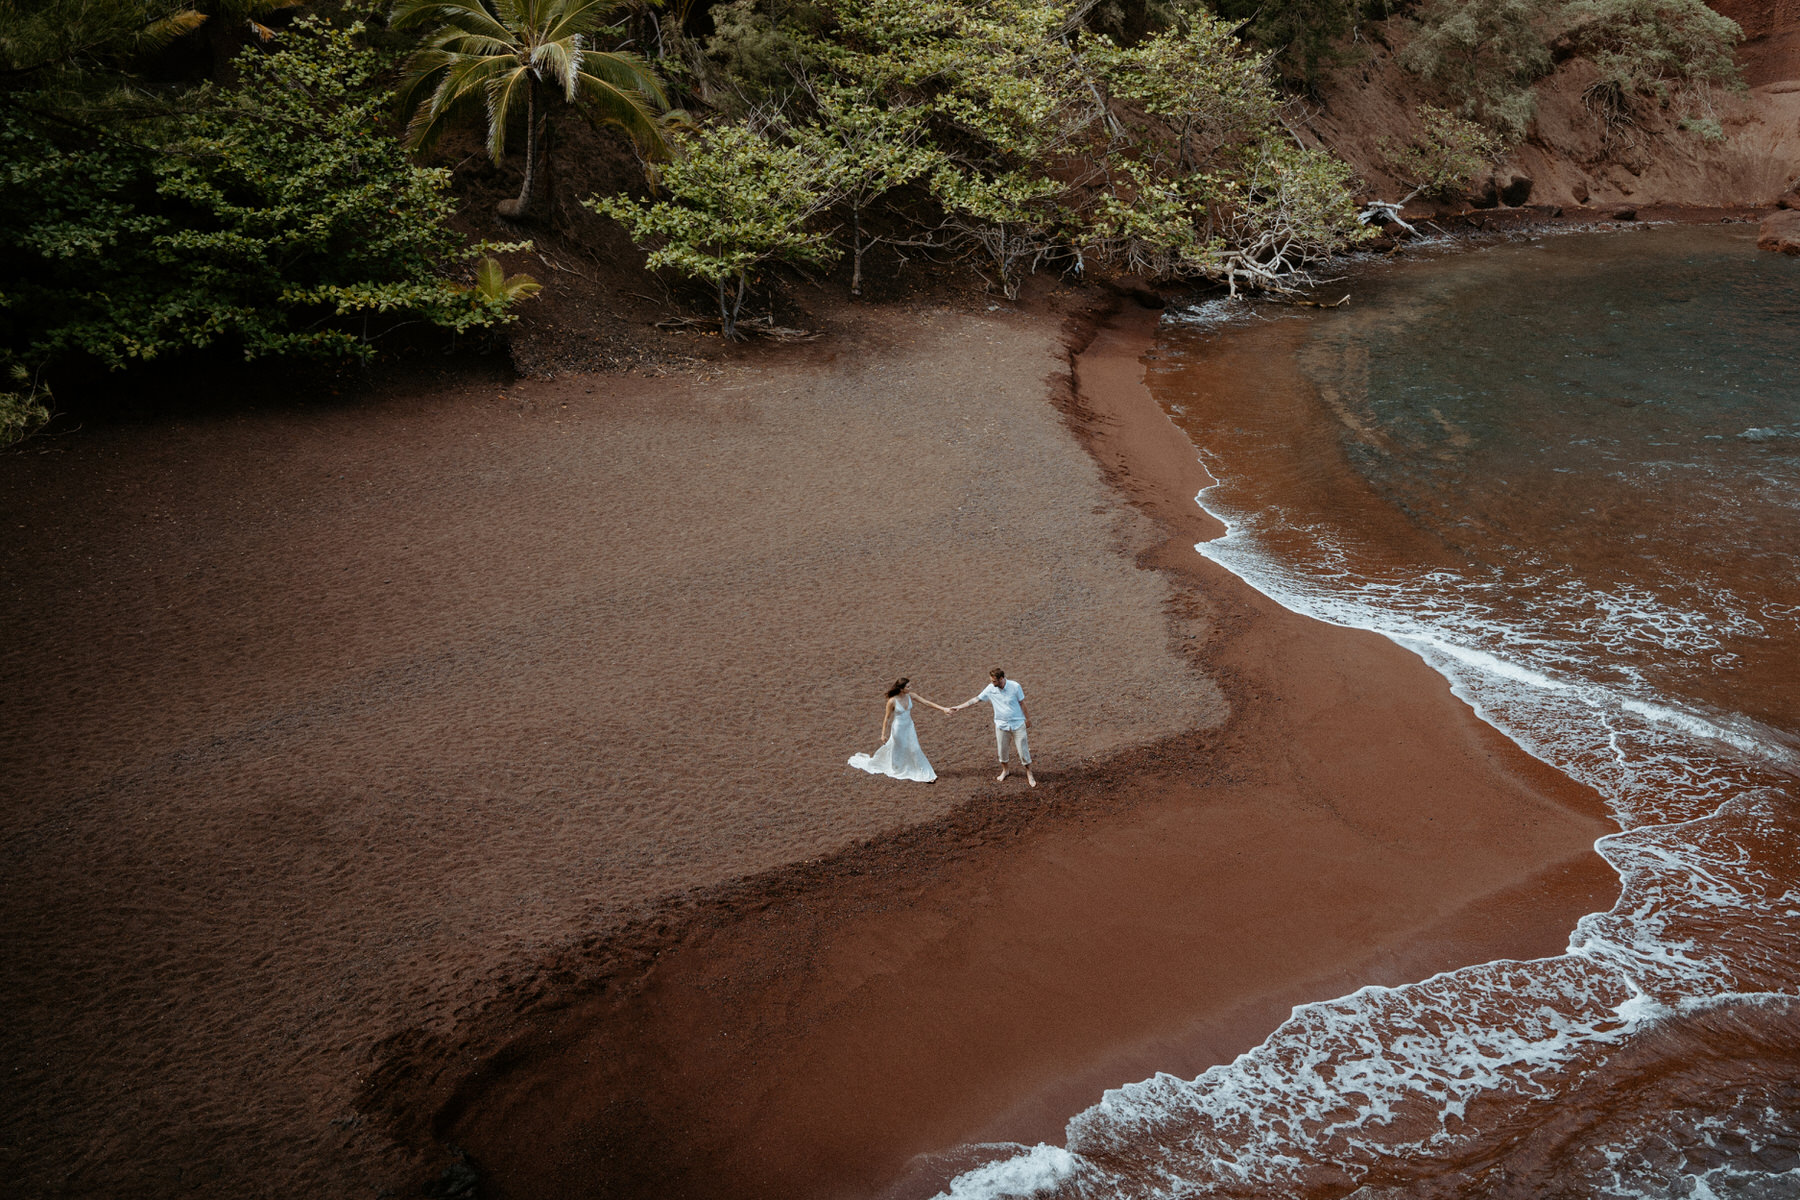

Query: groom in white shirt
[{"left": 951, "top": 667, "right": 1035, "bottom": 787}]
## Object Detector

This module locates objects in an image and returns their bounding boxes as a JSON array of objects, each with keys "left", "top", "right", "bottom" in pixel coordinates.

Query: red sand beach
[{"left": 0, "top": 293, "right": 1616, "bottom": 1197}]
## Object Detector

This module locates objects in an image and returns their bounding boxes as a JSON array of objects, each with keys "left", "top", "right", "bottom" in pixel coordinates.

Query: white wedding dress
[{"left": 849, "top": 695, "right": 937, "bottom": 782}]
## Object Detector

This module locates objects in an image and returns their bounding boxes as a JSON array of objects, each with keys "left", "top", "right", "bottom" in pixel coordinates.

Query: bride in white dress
[{"left": 849, "top": 677, "right": 952, "bottom": 783}]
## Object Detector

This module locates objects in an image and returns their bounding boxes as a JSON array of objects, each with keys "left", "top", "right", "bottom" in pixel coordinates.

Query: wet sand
[{"left": 0, "top": 294, "right": 1616, "bottom": 1198}]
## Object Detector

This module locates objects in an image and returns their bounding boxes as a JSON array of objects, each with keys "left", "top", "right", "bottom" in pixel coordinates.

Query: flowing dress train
[{"left": 848, "top": 695, "right": 936, "bottom": 782}]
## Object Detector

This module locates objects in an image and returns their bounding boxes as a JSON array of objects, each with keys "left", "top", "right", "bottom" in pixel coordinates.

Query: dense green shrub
[
  {"left": 1378, "top": 104, "right": 1499, "bottom": 198},
  {"left": 0, "top": 15, "right": 523, "bottom": 442},
  {"left": 1398, "top": 0, "right": 1555, "bottom": 141},
  {"left": 1558, "top": 0, "right": 1741, "bottom": 119}
]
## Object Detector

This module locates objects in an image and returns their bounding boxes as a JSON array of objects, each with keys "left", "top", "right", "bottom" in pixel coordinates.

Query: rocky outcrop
[{"left": 1759, "top": 209, "right": 1800, "bottom": 253}]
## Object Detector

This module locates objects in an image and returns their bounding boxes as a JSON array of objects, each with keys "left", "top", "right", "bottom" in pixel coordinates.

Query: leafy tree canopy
[
  {"left": 0, "top": 14, "right": 527, "bottom": 443},
  {"left": 597, "top": 0, "right": 1370, "bottom": 330}
]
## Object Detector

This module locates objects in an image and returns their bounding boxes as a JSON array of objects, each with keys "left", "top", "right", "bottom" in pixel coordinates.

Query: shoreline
[{"left": 401, "top": 296, "right": 1620, "bottom": 1200}]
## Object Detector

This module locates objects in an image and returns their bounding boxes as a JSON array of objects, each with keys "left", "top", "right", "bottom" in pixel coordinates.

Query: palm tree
[{"left": 392, "top": 0, "right": 670, "bottom": 220}]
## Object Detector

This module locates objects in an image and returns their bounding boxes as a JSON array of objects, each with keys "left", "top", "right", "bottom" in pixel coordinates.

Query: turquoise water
[{"left": 939, "top": 226, "right": 1800, "bottom": 1199}]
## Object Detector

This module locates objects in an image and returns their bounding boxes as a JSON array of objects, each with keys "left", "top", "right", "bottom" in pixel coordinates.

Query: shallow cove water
[{"left": 941, "top": 226, "right": 1800, "bottom": 1198}]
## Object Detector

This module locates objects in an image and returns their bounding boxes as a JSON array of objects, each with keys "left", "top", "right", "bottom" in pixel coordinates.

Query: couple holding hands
[{"left": 849, "top": 668, "right": 1035, "bottom": 788}]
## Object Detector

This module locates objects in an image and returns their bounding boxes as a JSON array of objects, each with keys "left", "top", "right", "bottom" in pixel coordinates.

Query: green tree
[
  {"left": 1, "top": 19, "right": 522, "bottom": 379},
  {"left": 786, "top": 81, "right": 940, "bottom": 295},
  {"left": 392, "top": 0, "right": 672, "bottom": 220},
  {"left": 587, "top": 120, "right": 847, "bottom": 337}
]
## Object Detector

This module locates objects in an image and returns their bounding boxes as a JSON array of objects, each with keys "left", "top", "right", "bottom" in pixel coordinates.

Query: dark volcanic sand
[{"left": 0, "top": 296, "right": 1616, "bottom": 1199}]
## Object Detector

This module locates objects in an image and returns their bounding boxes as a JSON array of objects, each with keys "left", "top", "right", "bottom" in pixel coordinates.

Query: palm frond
[
  {"left": 573, "top": 67, "right": 668, "bottom": 155},
  {"left": 136, "top": 8, "right": 209, "bottom": 54},
  {"left": 482, "top": 62, "right": 533, "bottom": 159},
  {"left": 391, "top": 0, "right": 511, "bottom": 42},
  {"left": 490, "top": 0, "right": 531, "bottom": 33},
  {"left": 394, "top": 46, "right": 454, "bottom": 122},
  {"left": 427, "top": 30, "right": 524, "bottom": 57},
  {"left": 576, "top": 48, "right": 667, "bottom": 108},
  {"left": 535, "top": 37, "right": 582, "bottom": 99},
  {"left": 406, "top": 53, "right": 517, "bottom": 151},
  {"left": 538, "top": 0, "right": 614, "bottom": 45}
]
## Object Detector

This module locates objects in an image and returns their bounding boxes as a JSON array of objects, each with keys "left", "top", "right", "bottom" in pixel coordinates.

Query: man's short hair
[{"left": 989, "top": 667, "right": 1005, "bottom": 681}]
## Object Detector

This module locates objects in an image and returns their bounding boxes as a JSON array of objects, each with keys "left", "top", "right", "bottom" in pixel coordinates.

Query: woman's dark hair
[{"left": 886, "top": 677, "right": 910, "bottom": 698}]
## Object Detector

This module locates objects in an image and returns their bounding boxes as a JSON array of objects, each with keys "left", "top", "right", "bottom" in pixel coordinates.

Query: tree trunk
[
  {"left": 206, "top": 16, "right": 243, "bottom": 85},
  {"left": 851, "top": 207, "right": 864, "bottom": 297},
  {"left": 719, "top": 273, "right": 749, "bottom": 340},
  {"left": 497, "top": 81, "right": 542, "bottom": 221}
]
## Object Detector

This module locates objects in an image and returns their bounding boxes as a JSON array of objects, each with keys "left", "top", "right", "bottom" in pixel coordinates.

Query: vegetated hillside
[
  {"left": 1306, "top": 0, "right": 1800, "bottom": 212},
  {"left": 395, "top": 0, "right": 1800, "bottom": 382}
]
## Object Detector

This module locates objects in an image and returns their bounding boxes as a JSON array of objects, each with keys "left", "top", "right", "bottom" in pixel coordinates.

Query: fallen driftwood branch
[
  {"left": 1358, "top": 200, "right": 1418, "bottom": 236},
  {"left": 653, "top": 315, "right": 821, "bottom": 343}
]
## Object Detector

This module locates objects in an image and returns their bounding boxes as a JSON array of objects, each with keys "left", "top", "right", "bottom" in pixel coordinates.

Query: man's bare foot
[
  {"left": 1026, "top": 771, "right": 1037, "bottom": 788},
  {"left": 996, "top": 768, "right": 1009, "bottom": 782}
]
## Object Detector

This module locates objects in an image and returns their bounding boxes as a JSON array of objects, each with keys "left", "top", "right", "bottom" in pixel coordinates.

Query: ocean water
[{"left": 938, "top": 226, "right": 1800, "bottom": 1198}]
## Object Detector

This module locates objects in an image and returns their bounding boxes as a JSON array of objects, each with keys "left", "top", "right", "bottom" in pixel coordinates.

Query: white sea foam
[
  {"left": 939, "top": 1144, "right": 1083, "bottom": 1199},
  {"left": 1163, "top": 297, "right": 1263, "bottom": 329}
]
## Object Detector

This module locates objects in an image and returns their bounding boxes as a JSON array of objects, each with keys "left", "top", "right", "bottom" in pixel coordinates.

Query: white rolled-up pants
[{"left": 995, "top": 724, "right": 1031, "bottom": 764}]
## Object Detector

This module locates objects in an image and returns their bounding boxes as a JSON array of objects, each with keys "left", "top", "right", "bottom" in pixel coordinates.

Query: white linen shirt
[{"left": 975, "top": 679, "right": 1026, "bottom": 729}]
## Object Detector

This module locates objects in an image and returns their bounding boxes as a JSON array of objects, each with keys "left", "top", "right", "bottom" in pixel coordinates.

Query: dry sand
[{"left": 0, "top": 293, "right": 1615, "bottom": 1199}]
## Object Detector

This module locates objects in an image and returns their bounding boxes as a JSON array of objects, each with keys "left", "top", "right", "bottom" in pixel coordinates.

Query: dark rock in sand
[
  {"left": 1468, "top": 176, "right": 1500, "bottom": 209},
  {"left": 1758, "top": 209, "right": 1800, "bottom": 254},
  {"left": 1498, "top": 171, "right": 1535, "bottom": 207},
  {"left": 1610, "top": 206, "right": 1639, "bottom": 222},
  {"left": 1572, "top": 180, "right": 1590, "bottom": 204}
]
